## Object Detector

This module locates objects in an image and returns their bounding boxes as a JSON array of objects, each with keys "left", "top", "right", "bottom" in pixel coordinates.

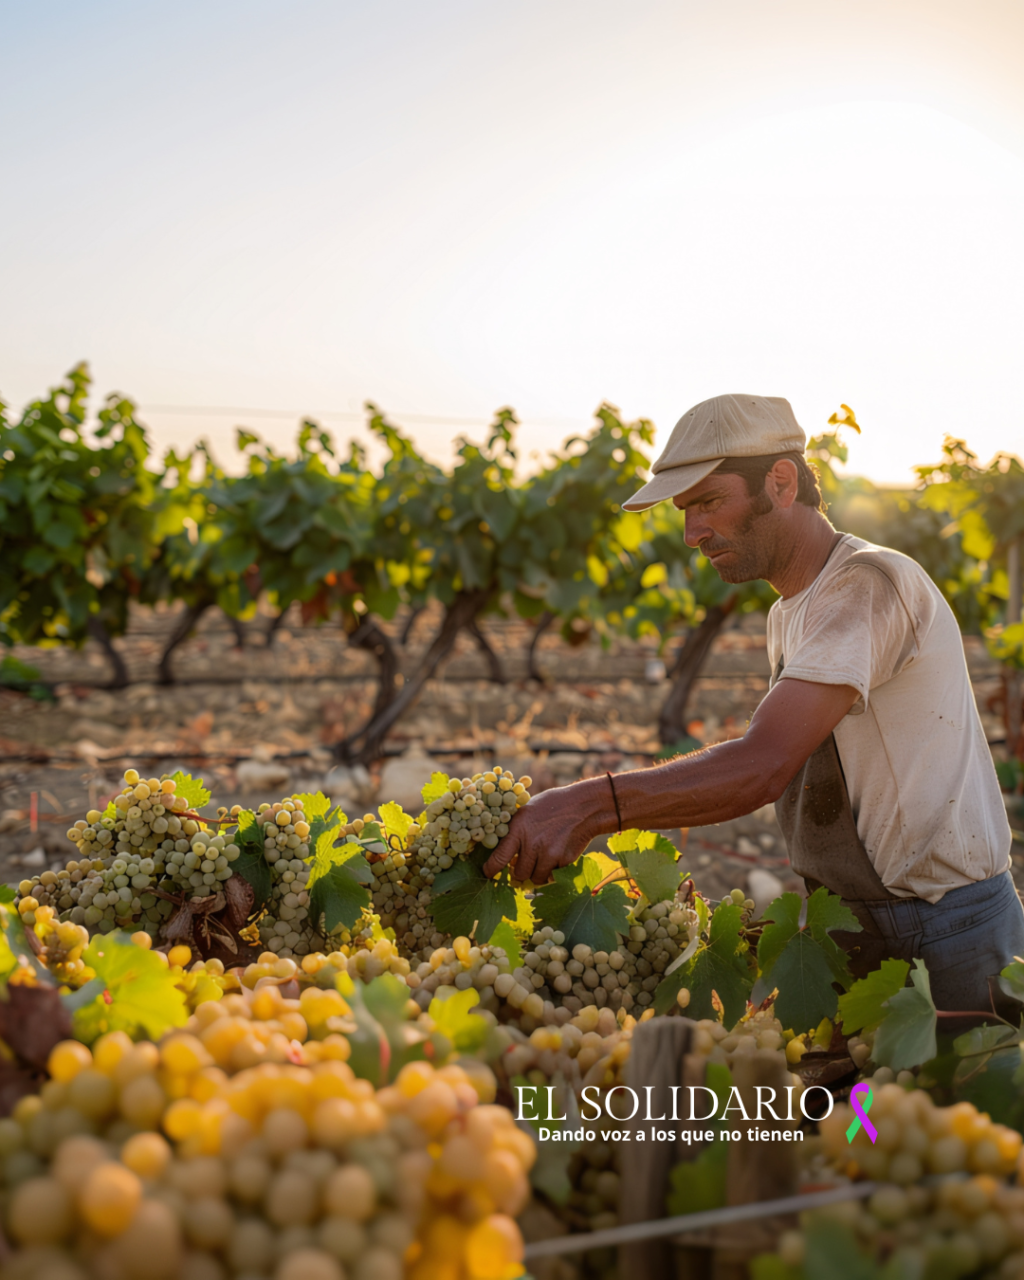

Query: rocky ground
[{"left": 2, "top": 602, "right": 1018, "bottom": 906}]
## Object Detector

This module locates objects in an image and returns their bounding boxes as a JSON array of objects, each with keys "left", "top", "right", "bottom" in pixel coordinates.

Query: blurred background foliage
[{"left": 1, "top": 366, "right": 1021, "bottom": 767}]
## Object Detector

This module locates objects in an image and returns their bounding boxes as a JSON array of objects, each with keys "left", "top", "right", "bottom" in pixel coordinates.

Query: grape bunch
[
  {"left": 689, "top": 1008, "right": 787, "bottom": 1062},
  {"left": 500, "top": 1001, "right": 643, "bottom": 1095},
  {"left": 821, "top": 1085, "right": 1022, "bottom": 1186},
  {"left": 250, "top": 798, "right": 319, "bottom": 959},
  {"left": 407, "top": 936, "right": 516, "bottom": 1013},
  {"left": 406, "top": 768, "right": 533, "bottom": 886},
  {"left": 782, "top": 1090, "right": 1024, "bottom": 1271},
  {"left": 14, "top": 901, "right": 92, "bottom": 986},
  {"left": 16, "top": 768, "right": 189, "bottom": 942},
  {"left": 2, "top": 1020, "right": 533, "bottom": 1280}
]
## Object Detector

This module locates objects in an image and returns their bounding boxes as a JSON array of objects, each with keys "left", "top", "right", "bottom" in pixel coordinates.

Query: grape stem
[{"left": 591, "top": 867, "right": 634, "bottom": 895}]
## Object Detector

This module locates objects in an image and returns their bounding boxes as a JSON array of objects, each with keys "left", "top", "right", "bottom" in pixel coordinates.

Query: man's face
[{"left": 672, "top": 470, "right": 778, "bottom": 583}]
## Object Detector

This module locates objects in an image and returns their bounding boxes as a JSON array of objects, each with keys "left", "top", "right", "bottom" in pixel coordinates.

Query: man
[{"left": 484, "top": 394, "right": 1021, "bottom": 1012}]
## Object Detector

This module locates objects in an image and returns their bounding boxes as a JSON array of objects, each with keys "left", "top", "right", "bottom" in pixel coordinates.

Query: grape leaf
[
  {"left": 800, "top": 1222, "right": 881, "bottom": 1280},
  {"left": 653, "top": 901, "right": 753, "bottom": 1023},
  {"left": 378, "top": 801, "right": 414, "bottom": 845},
  {"left": 756, "top": 888, "right": 860, "bottom": 1032},
  {"left": 0, "top": 886, "right": 14, "bottom": 905},
  {"left": 429, "top": 988, "right": 489, "bottom": 1053},
  {"left": 171, "top": 771, "right": 211, "bottom": 811},
  {"left": 952, "top": 1023, "right": 1016, "bottom": 1059},
  {"left": 72, "top": 934, "right": 188, "bottom": 1044},
  {"left": 666, "top": 1062, "right": 732, "bottom": 1213},
  {"left": 999, "top": 959, "right": 1024, "bottom": 1006},
  {"left": 756, "top": 893, "right": 802, "bottom": 976},
  {"left": 307, "top": 828, "right": 373, "bottom": 935},
  {"left": 421, "top": 772, "right": 450, "bottom": 806},
  {"left": 768, "top": 932, "right": 843, "bottom": 1033},
  {"left": 231, "top": 809, "right": 271, "bottom": 911},
  {"left": 871, "top": 959, "right": 937, "bottom": 1071},
  {"left": 804, "top": 886, "right": 861, "bottom": 986},
  {"left": 607, "top": 829, "right": 642, "bottom": 854},
  {"left": 509, "top": 888, "right": 535, "bottom": 938},
  {"left": 532, "top": 856, "right": 632, "bottom": 952},
  {"left": 430, "top": 859, "right": 516, "bottom": 943},
  {"left": 293, "top": 791, "right": 332, "bottom": 821},
  {"left": 624, "top": 836, "right": 684, "bottom": 903},
  {"left": 102, "top": 799, "right": 117, "bottom": 821},
  {"left": 837, "top": 959, "right": 911, "bottom": 1034},
  {"left": 362, "top": 972, "right": 413, "bottom": 1026},
  {"left": 489, "top": 919, "right": 523, "bottom": 970},
  {"left": 355, "top": 821, "right": 388, "bottom": 855}
]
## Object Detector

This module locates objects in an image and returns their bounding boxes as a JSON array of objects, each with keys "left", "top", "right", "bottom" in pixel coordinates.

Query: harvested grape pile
[{"left": 7, "top": 760, "right": 1024, "bottom": 1280}]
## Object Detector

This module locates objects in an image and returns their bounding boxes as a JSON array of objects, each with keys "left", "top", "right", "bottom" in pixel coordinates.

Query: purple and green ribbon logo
[{"left": 845, "top": 1082, "right": 876, "bottom": 1144}]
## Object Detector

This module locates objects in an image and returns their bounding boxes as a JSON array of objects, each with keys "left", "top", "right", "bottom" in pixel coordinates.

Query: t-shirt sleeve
[{"left": 778, "top": 564, "right": 918, "bottom": 713}]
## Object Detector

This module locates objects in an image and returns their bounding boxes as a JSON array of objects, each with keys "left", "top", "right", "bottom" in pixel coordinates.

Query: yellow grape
[
  {"left": 111, "top": 1199, "right": 183, "bottom": 1280},
  {"left": 51, "top": 1136, "right": 108, "bottom": 1193},
  {"left": 78, "top": 1161, "right": 142, "bottom": 1236},
  {"left": 322, "top": 1164, "right": 377, "bottom": 1220},
  {"left": 7, "top": 1176, "right": 74, "bottom": 1245},
  {"left": 275, "top": 1248, "right": 345, "bottom": 1280},
  {"left": 121, "top": 1132, "right": 172, "bottom": 1180},
  {"left": 47, "top": 1041, "right": 93, "bottom": 1084}
]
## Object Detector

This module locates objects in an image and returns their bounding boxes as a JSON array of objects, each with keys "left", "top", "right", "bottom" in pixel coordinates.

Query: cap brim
[{"left": 622, "top": 458, "right": 723, "bottom": 511}]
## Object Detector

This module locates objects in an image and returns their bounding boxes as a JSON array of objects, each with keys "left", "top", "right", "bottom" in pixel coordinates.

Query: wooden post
[{"left": 620, "top": 1024, "right": 800, "bottom": 1280}]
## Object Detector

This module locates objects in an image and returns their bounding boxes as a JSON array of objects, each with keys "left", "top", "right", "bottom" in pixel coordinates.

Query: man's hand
[{"left": 481, "top": 778, "right": 611, "bottom": 883}]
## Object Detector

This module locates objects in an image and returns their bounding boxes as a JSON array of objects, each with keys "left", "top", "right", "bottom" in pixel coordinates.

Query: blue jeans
[{"left": 857, "top": 871, "right": 1024, "bottom": 1013}]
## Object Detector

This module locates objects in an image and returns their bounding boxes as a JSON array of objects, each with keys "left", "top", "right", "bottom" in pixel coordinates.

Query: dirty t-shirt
[{"left": 766, "top": 534, "right": 1011, "bottom": 902}]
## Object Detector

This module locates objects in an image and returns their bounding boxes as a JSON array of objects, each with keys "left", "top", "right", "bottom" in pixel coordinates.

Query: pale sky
[{"left": 2, "top": 1, "right": 1024, "bottom": 482}]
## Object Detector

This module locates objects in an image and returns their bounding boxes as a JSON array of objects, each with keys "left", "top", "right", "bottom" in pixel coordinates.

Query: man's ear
[{"left": 767, "top": 458, "right": 799, "bottom": 509}]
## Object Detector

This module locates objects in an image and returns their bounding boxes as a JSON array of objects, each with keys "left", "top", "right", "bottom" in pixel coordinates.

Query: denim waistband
[{"left": 857, "top": 871, "right": 1019, "bottom": 944}]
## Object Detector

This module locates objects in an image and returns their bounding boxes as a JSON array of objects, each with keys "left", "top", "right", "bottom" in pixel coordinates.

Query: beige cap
[{"left": 623, "top": 394, "right": 806, "bottom": 511}]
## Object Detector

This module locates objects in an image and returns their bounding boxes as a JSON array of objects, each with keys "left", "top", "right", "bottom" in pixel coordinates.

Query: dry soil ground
[{"left": 1, "top": 603, "right": 1018, "bottom": 909}]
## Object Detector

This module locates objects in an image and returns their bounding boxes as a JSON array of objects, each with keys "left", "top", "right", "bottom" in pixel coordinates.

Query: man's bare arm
[{"left": 482, "top": 677, "right": 859, "bottom": 882}]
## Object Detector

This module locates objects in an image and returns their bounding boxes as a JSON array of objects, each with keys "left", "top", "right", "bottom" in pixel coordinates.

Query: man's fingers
[
  {"left": 511, "top": 843, "right": 538, "bottom": 884},
  {"left": 483, "top": 835, "right": 519, "bottom": 878}
]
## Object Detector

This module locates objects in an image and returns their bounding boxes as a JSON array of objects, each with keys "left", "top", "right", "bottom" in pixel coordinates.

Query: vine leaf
[
  {"left": 653, "top": 901, "right": 752, "bottom": 1024},
  {"left": 757, "top": 888, "right": 860, "bottom": 1032},
  {"left": 421, "top": 772, "right": 450, "bottom": 806},
  {"left": 489, "top": 919, "right": 523, "bottom": 970},
  {"left": 607, "top": 828, "right": 644, "bottom": 855},
  {"left": 378, "top": 801, "right": 414, "bottom": 845},
  {"left": 532, "top": 856, "right": 631, "bottom": 952},
  {"left": 294, "top": 791, "right": 332, "bottom": 822},
  {"left": 767, "top": 932, "right": 843, "bottom": 1034},
  {"left": 431, "top": 859, "right": 516, "bottom": 944},
  {"left": 509, "top": 888, "right": 535, "bottom": 939},
  {"left": 837, "top": 959, "right": 910, "bottom": 1035},
  {"left": 171, "top": 771, "right": 211, "bottom": 811},
  {"left": 998, "top": 959, "right": 1024, "bottom": 1006},
  {"left": 666, "top": 1062, "right": 732, "bottom": 1214},
  {"left": 871, "top": 959, "right": 937, "bottom": 1071},
  {"left": 429, "top": 988, "right": 488, "bottom": 1053},
  {"left": 804, "top": 887, "right": 862, "bottom": 986},
  {"left": 307, "top": 827, "right": 373, "bottom": 935},
  {"left": 232, "top": 809, "right": 271, "bottom": 912},
  {"left": 71, "top": 934, "right": 188, "bottom": 1044},
  {"left": 624, "top": 835, "right": 684, "bottom": 904}
]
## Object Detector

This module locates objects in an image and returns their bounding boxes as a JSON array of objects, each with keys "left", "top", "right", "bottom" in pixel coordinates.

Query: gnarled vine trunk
[
  {"left": 333, "top": 591, "right": 492, "bottom": 765},
  {"left": 657, "top": 600, "right": 735, "bottom": 747},
  {"left": 87, "top": 617, "right": 129, "bottom": 690}
]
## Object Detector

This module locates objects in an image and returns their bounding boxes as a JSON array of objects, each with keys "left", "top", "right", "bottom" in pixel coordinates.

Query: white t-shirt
[{"left": 766, "top": 534, "right": 1011, "bottom": 903}]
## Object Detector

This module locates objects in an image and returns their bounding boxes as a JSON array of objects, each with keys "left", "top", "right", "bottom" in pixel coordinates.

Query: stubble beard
[{"left": 704, "top": 493, "right": 780, "bottom": 584}]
